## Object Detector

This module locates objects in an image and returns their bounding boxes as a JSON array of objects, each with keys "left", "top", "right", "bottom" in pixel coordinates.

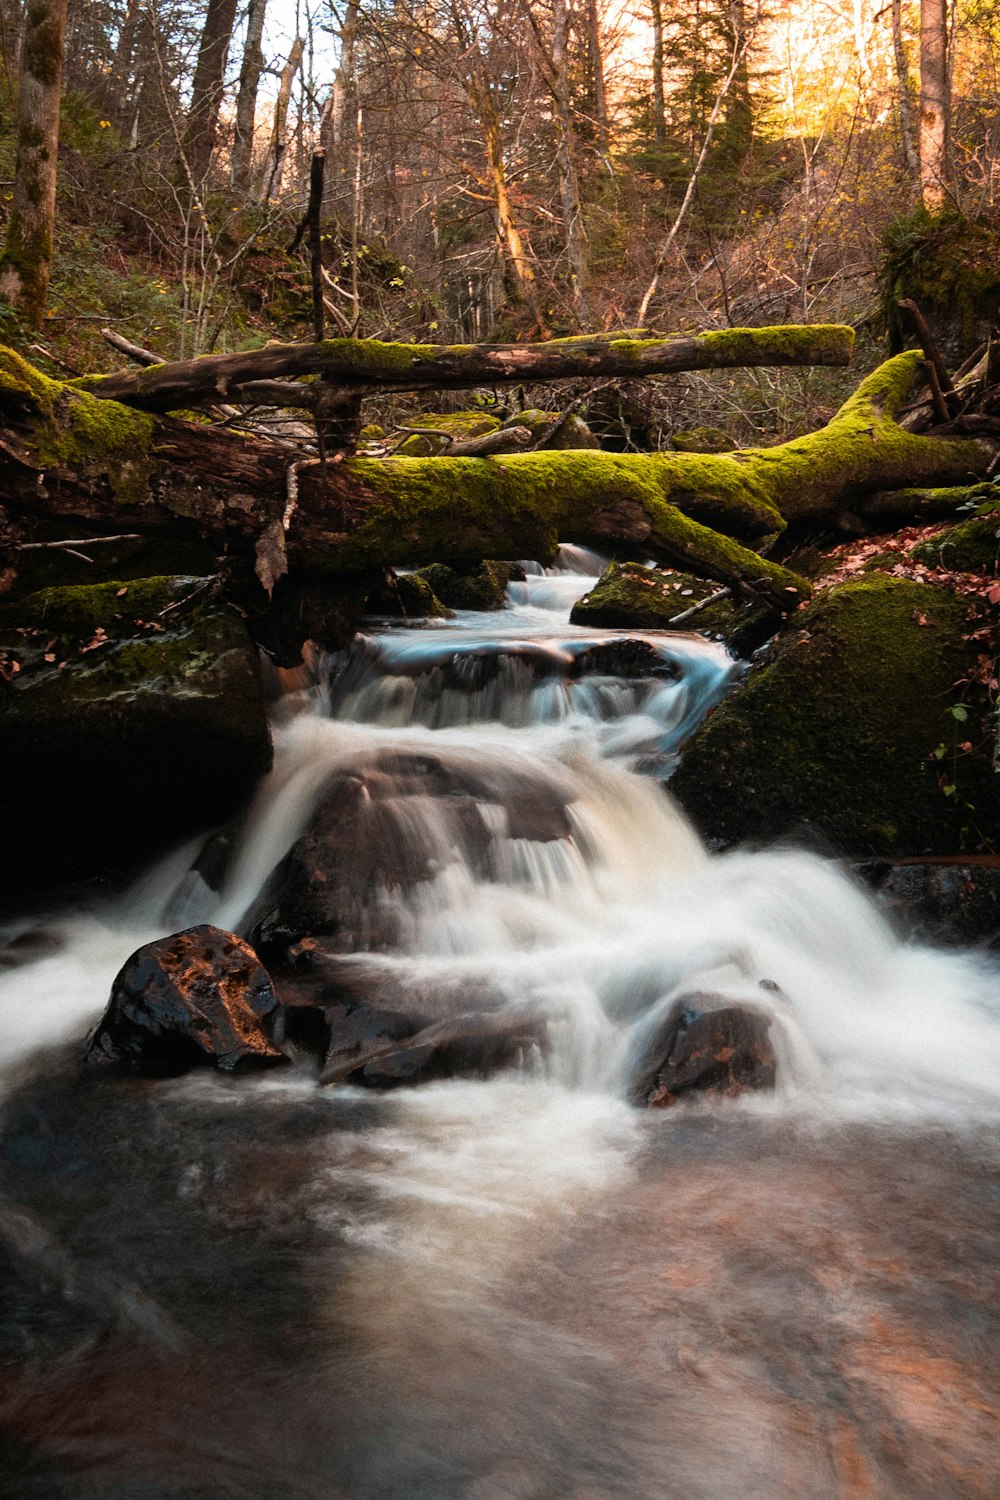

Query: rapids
[{"left": 0, "top": 545, "right": 997, "bottom": 1499}]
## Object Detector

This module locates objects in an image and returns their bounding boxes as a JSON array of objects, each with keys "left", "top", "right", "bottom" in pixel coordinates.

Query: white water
[
  {"left": 3, "top": 544, "right": 998, "bottom": 1122},
  {"left": 2, "top": 544, "right": 999, "bottom": 1499}
]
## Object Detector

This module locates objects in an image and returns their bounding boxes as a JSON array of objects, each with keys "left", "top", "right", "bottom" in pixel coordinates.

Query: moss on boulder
[
  {"left": 570, "top": 561, "right": 779, "bottom": 656},
  {"left": 671, "top": 577, "right": 999, "bottom": 857},
  {"left": 366, "top": 570, "right": 452, "bottom": 618},
  {"left": 397, "top": 411, "right": 502, "bottom": 455},
  {"left": 501, "top": 409, "right": 600, "bottom": 450},
  {"left": 415, "top": 559, "right": 525, "bottom": 611},
  {"left": 671, "top": 426, "right": 737, "bottom": 453},
  {"left": 884, "top": 211, "right": 1000, "bottom": 362},
  {"left": 911, "top": 515, "right": 1000, "bottom": 574},
  {"left": 0, "top": 576, "right": 272, "bottom": 900}
]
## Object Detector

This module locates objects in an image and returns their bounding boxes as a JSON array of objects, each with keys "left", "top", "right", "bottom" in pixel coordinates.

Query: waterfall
[{"left": 1, "top": 545, "right": 997, "bottom": 1499}]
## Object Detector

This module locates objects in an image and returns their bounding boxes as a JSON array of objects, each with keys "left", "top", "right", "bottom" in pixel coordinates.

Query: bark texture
[
  {"left": 0, "top": 0, "right": 69, "bottom": 328},
  {"left": 79, "top": 325, "right": 857, "bottom": 413}
]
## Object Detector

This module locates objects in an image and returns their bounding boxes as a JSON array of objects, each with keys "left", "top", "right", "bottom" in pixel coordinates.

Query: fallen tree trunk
[
  {"left": 0, "top": 348, "right": 990, "bottom": 610},
  {"left": 76, "top": 325, "right": 856, "bottom": 413}
]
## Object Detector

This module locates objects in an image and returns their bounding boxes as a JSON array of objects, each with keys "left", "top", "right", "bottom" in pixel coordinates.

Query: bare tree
[
  {"left": 181, "top": 0, "right": 240, "bottom": 183},
  {"left": 0, "top": 0, "right": 69, "bottom": 327},
  {"left": 232, "top": 0, "right": 268, "bottom": 191}
]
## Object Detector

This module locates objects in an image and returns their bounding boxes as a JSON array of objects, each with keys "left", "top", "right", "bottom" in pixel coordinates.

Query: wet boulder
[
  {"left": 364, "top": 570, "right": 452, "bottom": 619},
  {"left": 0, "top": 576, "right": 272, "bottom": 902},
  {"left": 414, "top": 560, "right": 526, "bottom": 612},
  {"left": 910, "top": 514, "right": 1000, "bottom": 574},
  {"left": 250, "top": 748, "right": 576, "bottom": 960},
  {"left": 672, "top": 578, "right": 1000, "bottom": 859},
  {"left": 570, "top": 561, "right": 777, "bottom": 657},
  {"left": 632, "top": 999, "right": 776, "bottom": 1107},
  {"left": 863, "top": 859, "right": 1000, "bottom": 949},
  {"left": 319, "top": 1010, "right": 546, "bottom": 1088},
  {"left": 87, "top": 925, "right": 283, "bottom": 1074}
]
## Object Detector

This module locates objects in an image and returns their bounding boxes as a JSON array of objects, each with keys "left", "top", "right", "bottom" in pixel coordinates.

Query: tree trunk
[
  {"left": 919, "top": 0, "right": 949, "bottom": 211},
  {"left": 584, "top": 0, "right": 610, "bottom": 160},
  {"left": 649, "top": 0, "right": 668, "bottom": 166},
  {"left": 1, "top": 349, "right": 988, "bottom": 609},
  {"left": 322, "top": 0, "right": 359, "bottom": 204},
  {"left": 891, "top": 0, "right": 920, "bottom": 184},
  {"left": 261, "top": 36, "right": 304, "bottom": 201},
  {"left": 0, "top": 0, "right": 68, "bottom": 329},
  {"left": 79, "top": 325, "right": 857, "bottom": 412},
  {"left": 231, "top": 0, "right": 268, "bottom": 192},
  {"left": 548, "top": 0, "right": 592, "bottom": 323},
  {"left": 180, "top": 0, "right": 240, "bottom": 184}
]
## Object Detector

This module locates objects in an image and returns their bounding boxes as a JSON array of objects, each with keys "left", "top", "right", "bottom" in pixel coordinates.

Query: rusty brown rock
[
  {"left": 87, "top": 924, "right": 283, "bottom": 1075},
  {"left": 637, "top": 1003, "right": 777, "bottom": 1107}
]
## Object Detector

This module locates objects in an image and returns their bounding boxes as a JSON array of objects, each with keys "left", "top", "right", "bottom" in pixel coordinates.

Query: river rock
[
  {"left": 319, "top": 1010, "right": 546, "bottom": 1088},
  {"left": 415, "top": 559, "right": 526, "bottom": 611},
  {"left": 672, "top": 577, "right": 1000, "bottom": 858},
  {"left": 863, "top": 859, "right": 1000, "bottom": 948},
  {"left": 87, "top": 925, "right": 283, "bottom": 1074},
  {"left": 633, "top": 1000, "right": 776, "bottom": 1107},
  {"left": 250, "top": 748, "right": 575, "bottom": 960},
  {"left": 0, "top": 576, "right": 272, "bottom": 902},
  {"left": 570, "top": 561, "right": 777, "bottom": 656}
]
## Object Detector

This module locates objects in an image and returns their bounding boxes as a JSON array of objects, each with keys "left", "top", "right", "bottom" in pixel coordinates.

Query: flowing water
[{"left": 1, "top": 546, "right": 998, "bottom": 1498}]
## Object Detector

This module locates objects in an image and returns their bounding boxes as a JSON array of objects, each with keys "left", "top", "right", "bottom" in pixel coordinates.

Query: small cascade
[{"left": 1, "top": 543, "right": 999, "bottom": 1499}]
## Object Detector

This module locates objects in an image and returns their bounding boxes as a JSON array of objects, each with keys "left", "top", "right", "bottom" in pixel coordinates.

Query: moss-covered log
[
  {"left": 77, "top": 325, "right": 857, "bottom": 413},
  {"left": 0, "top": 347, "right": 991, "bottom": 609}
]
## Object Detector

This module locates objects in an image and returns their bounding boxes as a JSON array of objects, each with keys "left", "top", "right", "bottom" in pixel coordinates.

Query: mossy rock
[
  {"left": 501, "top": 409, "right": 599, "bottom": 450},
  {"left": 5, "top": 532, "right": 217, "bottom": 601},
  {"left": 569, "top": 561, "right": 778, "bottom": 657},
  {"left": 396, "top": 411, "right": 502, "bottom": 456},
  {"left": 415, "top": 559, "right": 525, "bottom": 612},
  {"left": 884, "top": 211, "right": 1000, "bottom": 362},
  {"left": 671, "top": 577, "right": 999, "bottom": 858},
  {"left": 911, "top": 515, "right": 1000, "bottom": 574},
  {"left": 365, "top": 571, "right": 452, "bottom": 619},
  {"left": 671, "top": 426, "right": 737, "bottom": 454},
  {"left": 0, "top": 577, "right": 272, "bottom": 901}
]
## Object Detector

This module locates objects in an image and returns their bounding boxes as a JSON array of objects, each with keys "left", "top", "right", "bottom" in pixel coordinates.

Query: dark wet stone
[
  {"left": 250, "top": 750, "right": 574, "bottom": 960},
  {"left": 0, "top": 929, "right": 64, "bottom": 970},
  {"left": 87, "top": 924, "right": 283, "bottom": 1075},
  {"left": 320, "top": 1011, "right": 546, "bottom": 1088},
  {"left": 862, "top": 859, "right": 1000, "bottom": 949},
  {"left": 0, "top": 576, "right": 272, "bottom": 904},
  {"left": 633, "top": 1000, "right": 776, "bottom": 1107},
  {"left": 571, "top": 639, "right": 678, "bottom": 680}
]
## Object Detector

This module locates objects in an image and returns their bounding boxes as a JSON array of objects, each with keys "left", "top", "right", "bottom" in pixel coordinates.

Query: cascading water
[{"left": 0, "top": 545, "right": 997, "bottom": 1499}]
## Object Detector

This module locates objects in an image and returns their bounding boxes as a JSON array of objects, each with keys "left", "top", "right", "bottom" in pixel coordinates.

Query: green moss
[
  {"left": 911, "top": 515, "right": 1000, "bottom": 573},
  {"left": 696, "top": 324, "right": 856, "bottom": 364},
  {"left": 672, "top": 578, "right": 997, "bottom": 857},
  {"left": 326, "top": 445, "right": 785, "bottom": 575},
  {"left": 0, "top": 344, "right": 155, "bottom": 502},
  {"left": 366, "top": 571, "right": 451, "bottom": 618},
  {"left": 415, "top": 559, "right": 522, "bottom": 611},
  {"left": 569, "top": 560, "right": 776, "bottom": 654},
  {"left": 396, "top": 410, "right": 502, "bottom": 455},
  {"left": 883, "top": 211, "right": 1000, "bottom": 360}
]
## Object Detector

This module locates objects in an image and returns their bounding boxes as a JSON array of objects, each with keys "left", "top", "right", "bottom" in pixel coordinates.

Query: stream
[{"left": 0, "top": 545, "right": 998, "bottom": 1499}]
